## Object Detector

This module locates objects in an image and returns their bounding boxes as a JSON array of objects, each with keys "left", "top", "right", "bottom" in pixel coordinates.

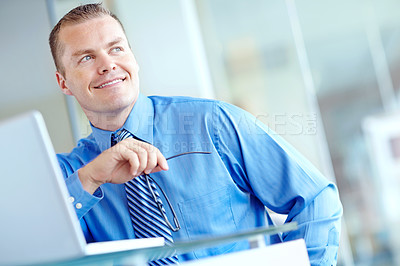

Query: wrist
[{"left": 78, "top": 166, "right": 103, "bottom": 195}]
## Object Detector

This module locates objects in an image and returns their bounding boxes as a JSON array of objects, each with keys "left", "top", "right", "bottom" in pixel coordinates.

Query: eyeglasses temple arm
[{"left": 166, "top": 151, "right": 212, "bottom": 161}]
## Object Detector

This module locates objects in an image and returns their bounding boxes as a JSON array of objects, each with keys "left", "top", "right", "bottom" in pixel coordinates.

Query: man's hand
[{"left": 78, "top": 138, "right": 168, "bottom": 194}]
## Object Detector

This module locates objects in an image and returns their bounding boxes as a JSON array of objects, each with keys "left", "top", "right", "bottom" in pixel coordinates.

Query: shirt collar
[{"left": 91, "top": 93, "right": 154, "bottom": 152}]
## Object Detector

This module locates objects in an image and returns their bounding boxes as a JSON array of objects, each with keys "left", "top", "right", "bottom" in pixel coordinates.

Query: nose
[{"left": 97, "top": 54, "right": 117, "bottom": 74}]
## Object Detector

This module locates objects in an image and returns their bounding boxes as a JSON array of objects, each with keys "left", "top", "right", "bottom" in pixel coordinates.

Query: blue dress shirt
[{"left": 57, "top": 93, "right": 342, "bottom": 265}]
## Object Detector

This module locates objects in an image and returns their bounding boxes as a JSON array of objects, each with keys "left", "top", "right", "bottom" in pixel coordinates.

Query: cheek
[
  {"left": 122, "top": 54, "right": 139, "bottom": 73},
  {"left": 70, "top": 70, "right": 92, "bottom": 87},
  {"left": 65, "top": 72, "right": 91, "bottom": 96}
]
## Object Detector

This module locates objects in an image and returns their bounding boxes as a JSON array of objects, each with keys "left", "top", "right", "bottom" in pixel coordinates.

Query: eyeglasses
[{"left": 142, "top": 151, "right": 212, "bottom": 232}]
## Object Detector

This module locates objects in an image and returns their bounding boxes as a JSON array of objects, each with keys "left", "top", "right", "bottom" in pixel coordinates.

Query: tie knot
[{"left": 111, "top": 128, "right": 132, "bottom": 146}]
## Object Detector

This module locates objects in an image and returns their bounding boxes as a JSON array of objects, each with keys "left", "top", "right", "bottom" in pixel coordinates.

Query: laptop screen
[{"left": 0, "top": 111, "right": 86, "bottom": 265}]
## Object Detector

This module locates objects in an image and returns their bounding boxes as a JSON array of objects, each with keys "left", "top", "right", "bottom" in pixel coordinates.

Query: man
[{"left": 50, "top": 3, "right": 342, "bottom": 265}]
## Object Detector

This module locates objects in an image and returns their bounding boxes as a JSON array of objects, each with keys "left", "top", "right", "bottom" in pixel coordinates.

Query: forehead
[{"left": 59, "top": 15, "right": 128, "bottom": 55}]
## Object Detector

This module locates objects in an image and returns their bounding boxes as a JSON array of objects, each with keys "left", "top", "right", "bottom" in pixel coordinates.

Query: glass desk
[{"left": 46, "top": 222, "right": 298, "bottom": 266}]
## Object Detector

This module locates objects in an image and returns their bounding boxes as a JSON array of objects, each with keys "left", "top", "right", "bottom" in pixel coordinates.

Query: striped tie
[{"left": 111, "top": 129, "right": 179, "bottom": 265}]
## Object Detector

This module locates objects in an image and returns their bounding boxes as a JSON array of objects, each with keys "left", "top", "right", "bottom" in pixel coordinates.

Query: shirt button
[
  {"left": 68, "top": 196, "right": 75, "bottom": 203},
  {"left": 76, "top": 203, "right": 82, "bottom": 209}
]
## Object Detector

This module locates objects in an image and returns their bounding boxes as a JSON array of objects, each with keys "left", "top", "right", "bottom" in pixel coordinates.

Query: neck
[{"left": 85, "top": 103, "right": 135, "bottom": 132}]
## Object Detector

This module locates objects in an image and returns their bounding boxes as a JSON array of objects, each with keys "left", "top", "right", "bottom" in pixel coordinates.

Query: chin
[{"left": 108, "top": 98, "right": 135, "bottom": 113}]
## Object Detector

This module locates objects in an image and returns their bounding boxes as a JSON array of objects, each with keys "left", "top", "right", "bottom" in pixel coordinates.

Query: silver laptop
[{"left": 0, "top": 111, "right": 164, "bottom": 265}]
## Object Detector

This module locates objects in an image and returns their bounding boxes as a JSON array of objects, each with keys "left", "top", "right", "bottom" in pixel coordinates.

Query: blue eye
[
  {"left": 112, "top": 47, "right": 122, "bottom": 52},
  {"left": 81, "top": 55, "right": 92, "bottom": 62}
]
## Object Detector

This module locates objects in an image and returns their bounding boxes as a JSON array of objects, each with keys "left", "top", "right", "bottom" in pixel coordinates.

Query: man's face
[{"left": 56, "top": 15, "right": 139, "bottom": 121}]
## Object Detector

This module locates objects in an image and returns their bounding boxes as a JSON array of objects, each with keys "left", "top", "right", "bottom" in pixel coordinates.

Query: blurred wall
[
  {"left": 0, "top": 0, "right": 74, "bottom": 153},
  {"left": 114, "top": 0, "right": 214, "bottom": 99}
]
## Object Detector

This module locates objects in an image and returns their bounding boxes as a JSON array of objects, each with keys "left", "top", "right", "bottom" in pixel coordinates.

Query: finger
[
  {"left": 124, "top": 138, "right": 168, "bottom": 173},
  {"left": 155, "top": 148, "right": 169, "bottom": 171},
  {"left": 119, "top": 139, "right": 147, "bottom": 175},
  {"left": 144, "top": 144, "right": 168, "bottom": 172},
  {"left": 150, "top": 165, "right": 166, "bottom": 174},
  {"left": 122, "top": 147, "right": 141, "bottom": 176},
  {"left": 144, "top": 148, "right": 158, "bottom": 174},
  {"left": 134, "top": 146, "right": 148, "bottom": 176}
]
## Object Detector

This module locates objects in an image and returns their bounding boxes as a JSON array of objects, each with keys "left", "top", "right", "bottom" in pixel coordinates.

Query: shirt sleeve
[
  {"left": 64, "top": 171, "right": 103, "bottom": 219},
  {"left": 57, "top": 155, "right": 103, "bottom": 220},
  {"left": 213, "top": 101, "right": 343, "bottom": 265}
]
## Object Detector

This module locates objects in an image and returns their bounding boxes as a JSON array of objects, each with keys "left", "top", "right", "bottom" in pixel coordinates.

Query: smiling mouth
[{"left": 94, "top": 78, "right": 126, "bottom": 89}]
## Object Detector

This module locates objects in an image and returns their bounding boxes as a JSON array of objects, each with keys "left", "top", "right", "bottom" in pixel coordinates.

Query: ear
[{"left": 55, "top": 71, "right": 73, "bottom": 96}]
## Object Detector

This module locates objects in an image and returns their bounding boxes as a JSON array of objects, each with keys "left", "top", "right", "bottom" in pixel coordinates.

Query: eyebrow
[{"left": 71, "top": 37, "right": 125, "bottom": 58}]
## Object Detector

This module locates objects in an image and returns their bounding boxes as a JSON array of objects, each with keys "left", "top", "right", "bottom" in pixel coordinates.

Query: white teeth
[{"left": 97, "top": 79, "right": 123, "bottom": 88}]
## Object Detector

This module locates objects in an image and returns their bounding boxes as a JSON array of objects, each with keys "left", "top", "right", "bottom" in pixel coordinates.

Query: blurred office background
[{"left": 3, "top": 0, "right": 400, "bottom": 265}]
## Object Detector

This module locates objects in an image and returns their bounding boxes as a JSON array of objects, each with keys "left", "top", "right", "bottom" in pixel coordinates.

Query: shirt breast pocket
[{"left": 178, "top": 185, "right": 238, "bottom": 259}]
